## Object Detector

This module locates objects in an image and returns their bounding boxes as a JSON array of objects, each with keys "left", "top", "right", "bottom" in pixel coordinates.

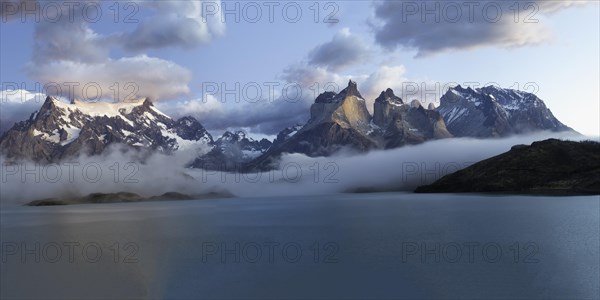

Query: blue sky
[{"left": 1, "top": 1, "right": 598, "bottom": 136}]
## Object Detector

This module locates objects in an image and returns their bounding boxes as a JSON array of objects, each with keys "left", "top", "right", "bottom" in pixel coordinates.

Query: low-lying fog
[{"left": 0, "top": 131, "right": 591, "bottom": 205}]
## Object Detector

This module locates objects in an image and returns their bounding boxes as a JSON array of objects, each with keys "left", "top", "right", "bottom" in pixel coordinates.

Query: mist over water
[
  {"left": 0, "top": 131, "right": 590, "bottom": 205},
  {"left": 0, "top": 131, "right": 597, "bottom": 299},
  {"left": 1, "top": 193, "right": 598, "bottom": 299}
]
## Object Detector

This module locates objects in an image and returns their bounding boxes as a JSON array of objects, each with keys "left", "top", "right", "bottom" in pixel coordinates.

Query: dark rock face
[
  {"left": 306, "top": 80, "right": 372, "bottom": 134},
  {"left": 191, "top": 130, "right": 272, "bottom": 171},
  {"left": 315, "top": 91, "right": 337, "bottom": 103},
  {"left": 437, "top": 85, "right": 574, "bottom": 137},
  {"left": 269, "top": 80, "right": 376, "bottom": 157},
  {"left": 373, "top": 89, "right": 452, "bottom": 149},
  {"left": 274, "top": 122, "right": 375, "bottom": 156},
  {"left": 373, "top": 88, "right": 403, "bottom": 126},
  {"left": 415, "top": 139, "right": 600, "bottom": 195},
  {"left": 248, "top": 81, "right": 450, "bottom": 170},
  {"left": 0, "top": 97, "right": 213, "bottom": 163},
  {"left": 0, "top": 97, "right": 272, "bottom": 170},
  {"left": 249, "top": 122, "right": 377, "bottom": 170},
  {"left": 1, "top": 81, "right": 577, "bottom": 174},
  {"left": 271, "top": 124, "right": 303, "bottom": 148},
  {"left": 173, "top": 116, "right": 212, "bottom": 142}
]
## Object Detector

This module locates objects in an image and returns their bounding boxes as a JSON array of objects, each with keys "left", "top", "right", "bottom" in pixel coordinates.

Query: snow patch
[
  {"left": 242, "top": 149, "right": 263, "bottom": 159},
  {"left": 445, "top": 107, "right": 468, "bottom": 125},
  {"left": 121, "top": 129, "right": 134, "bottom": 137},
  {"left": 33, "top": 129, "right": 60, "bottom": 144},
  {"left": 60, "top": 127, "right": 81, "bottom": 145}
]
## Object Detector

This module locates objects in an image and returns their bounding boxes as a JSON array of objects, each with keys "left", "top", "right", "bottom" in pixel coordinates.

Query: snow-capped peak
[
  {"left": 0, "top": 95, "right": 214, "bottom": 162},
  {"left": 438, "top": 85, "right": 573, "bottom": 137},
  {"left": 50, "top": 97, "right": 149, "bottom": 118}
]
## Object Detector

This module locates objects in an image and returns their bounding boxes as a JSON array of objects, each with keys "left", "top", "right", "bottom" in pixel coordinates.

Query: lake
[{"left": 1, "top": 193, "right": 598, "bottom": 299}]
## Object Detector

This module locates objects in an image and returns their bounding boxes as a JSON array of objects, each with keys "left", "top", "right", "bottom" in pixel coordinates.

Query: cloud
[
  {"left": 193, "top": 131, "right": 587, "bottom": 198},
  {"left": 1, "top": 131, "right": 585, "bottom": 205},
  {"left": 212, "top": 100, "right": 310, "bottom": 135},
  {"left": 0, "top": 144, "right": 212, "bottom": 205},
  {"left": 158, "top": 93, "right": 312, "bottom": 135},
  {"left": 158, "top": 51, "right": 395, "bottom": 135},
  {"left": 361, "top": 65, "right": 407, "bottom": 102},
  {"left": 0, "top": 89, "right": 45, "bottom": 133},
  {"left": 189, "top": 63, "right": 409, "bottom": 135},
  {"left": 307, "top": 28, "right": 370, "bottom": 71},
  {"left": 27, "top": 55, "right": 192, "bottom": 101},
  {"left": 121, "top": 1, "right": 225, "bottom": 52},
  {"left": 159, "top": 95, "right": 225, "bottom": 120},
  {"left": 3, "top": 0, "right": 226, "bottom": 101},
  {"left": 281, "top": 63, "right": 410, "bottom": 109},
  {"left": 371, "top": 1, "right": 588, "bottom": 57},
  {"left": 31, "top": 2, "right": 114, "bottom": 64},
  {"left": 281, "top": 64, "right": 352, "bottom": 89}
]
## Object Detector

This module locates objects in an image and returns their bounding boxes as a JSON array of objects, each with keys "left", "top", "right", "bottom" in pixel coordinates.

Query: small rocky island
[
  {"left": 415, "top": 139, "right": 600, "bottom": 195},
  {"left": 27, "top": 191, "right": 233, "bottom": 206}
]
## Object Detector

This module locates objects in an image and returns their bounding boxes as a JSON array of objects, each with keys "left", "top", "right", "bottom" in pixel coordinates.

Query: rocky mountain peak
[
  {"left": 332, "top": 81, "right": 371, "bottom": 133},
  {"left": 410, "top": 100, "right": 422, "bottom": 109},
  {"left": 1, "top": 80, "right": 576, "bottom": 172},
  {"left": 375, "top": 88, "right": 403, "bottom": 105},
  {"left": 342, "top": 79, "right": 363, "bottom": 99},
  {"left": 315, "top": 91, "right": 337, "bottom": 103},
  {"left": 142, "top": 98, "right": 154, "bottom": 108},
  {"left": 253, "top": 80, "right": 455, "bottom": 169},
  {"left": 313, "top": 80, "right": 364, "bottom": 105},
  {"left": 219, "top": 130, "right": 248, "bottom": 142},
  {"left": 173, "top": 116, "right": 213, "bottom": 143},
  {"left": 335, "top": 80, "right": 363, "bottom": 101},
  {"left": 272, "top": 124, "right": 303, "bottom": 147},
  {"left": 177, "top": 116, "right": 198, "bottom": 124},
  {"left": 0, "top": 95, "right": 213, "bottom": 162},
  {"left": 193, "top": 129, "right": 272, "bottom": 170},
  {"left": 39, "top": 96, "right": 61, "bottom": 115},
  {"left": 437, "top": 85, "right": 574, "bottom": 137},
  {"left": 307, "top": 80, "right": 371, "bottom": 131},
  {"left": 452, "top": 85, "right": 473, "bottom": 93},
  {"left": 373, "top": 88, "right": 452, "bottom": 148}
]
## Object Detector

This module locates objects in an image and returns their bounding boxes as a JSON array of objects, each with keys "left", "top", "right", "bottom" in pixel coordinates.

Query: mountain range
[
  {"left": 0, "top": 80, "right": 575, "bottom": 170},
  {"left": 437, "top": 85, "right": 573, "bottom": 137},
  {"left": 0, "top": 98, "right": 213, "bottom": 163}
]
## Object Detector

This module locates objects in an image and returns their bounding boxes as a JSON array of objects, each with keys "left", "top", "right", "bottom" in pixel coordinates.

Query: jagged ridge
[
  {"left": 0, "top": 97, "right": 213, "bottom": 162},
  {"left": 249, "top": 80, "right": 450, "bottom": 170},
  {"left": 437, "top": 85, "right": 574, "bottom": 137},
  {"left": 0, "top": 82, "right": 576, "bottom": 170}
]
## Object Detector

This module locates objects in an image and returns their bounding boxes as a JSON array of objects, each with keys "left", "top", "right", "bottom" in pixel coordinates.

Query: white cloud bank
[
  {"left": 1, "top": 131, "right": 587, "bottom": 206},
  {"left": 4, "top": 0, "right": 226, "bottom": 102}
]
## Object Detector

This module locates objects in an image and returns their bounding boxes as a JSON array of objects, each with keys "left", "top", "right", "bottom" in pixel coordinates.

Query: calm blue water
[{"left": 1, "top": 193, "right": 599, "bottom": 299}]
